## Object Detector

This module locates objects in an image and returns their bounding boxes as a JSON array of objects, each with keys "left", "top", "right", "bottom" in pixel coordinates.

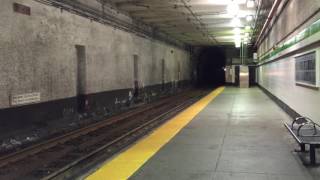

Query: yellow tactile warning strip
[{"left": 86, "top": 87, "right": 225, "bottom": 180}]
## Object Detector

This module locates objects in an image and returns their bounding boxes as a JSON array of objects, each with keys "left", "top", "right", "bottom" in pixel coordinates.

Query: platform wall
[
  {"left": 257, "top": 0, "right": 320, "bottom": 123},
  {"left": 0, "top": 0, "right": 192, "bottom": 127},
  {"left": 257, "top": 0, "right": 320, "bottom": 56}
]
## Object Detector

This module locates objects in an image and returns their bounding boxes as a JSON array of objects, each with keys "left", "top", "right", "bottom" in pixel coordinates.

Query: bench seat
[{"left": 284, "top": 122, "right": 320, "bottom": 165}]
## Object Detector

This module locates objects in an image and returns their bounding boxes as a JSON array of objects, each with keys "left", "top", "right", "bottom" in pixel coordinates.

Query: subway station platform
[{"left": 86, "top": 87, "right": 319, "bottom": 180}]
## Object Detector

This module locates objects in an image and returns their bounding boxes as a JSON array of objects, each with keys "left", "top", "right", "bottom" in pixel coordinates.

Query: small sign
[
  {"left": 11, "top": 92, "right": 41, "bottom": 106},
  {"left": 253, "top": 53, "right": 258, "bottom": 60}
]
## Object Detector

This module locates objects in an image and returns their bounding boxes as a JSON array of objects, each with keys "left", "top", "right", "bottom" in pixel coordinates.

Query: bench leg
[
  {"left": 310, "top": 144, "right": 316, "bottom": 165},
  {"left": 301, "top": 144, "right": 306, "bottom": 152},
  {"left": 295, "top": 144, "right": 306, "bottom": 152}
]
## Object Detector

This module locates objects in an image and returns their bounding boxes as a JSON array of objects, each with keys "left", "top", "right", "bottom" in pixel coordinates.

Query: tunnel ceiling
[{"left": 108, "top": 0, "right": 259, "bottom": 46}]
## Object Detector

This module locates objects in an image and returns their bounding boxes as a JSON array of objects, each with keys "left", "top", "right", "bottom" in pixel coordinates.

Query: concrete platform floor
[{"left": 129, "top": 87, "right": 320, "bottom": 180}]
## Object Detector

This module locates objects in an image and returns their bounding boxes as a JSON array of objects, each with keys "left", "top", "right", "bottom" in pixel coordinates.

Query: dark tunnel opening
[{"left": 196, "top": 47, "right": 226, "bottom": 88}]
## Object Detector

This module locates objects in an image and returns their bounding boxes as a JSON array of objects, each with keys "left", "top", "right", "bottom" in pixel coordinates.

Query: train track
[{"left": 0, "top": 90, "right": 208, "bottom": 180}]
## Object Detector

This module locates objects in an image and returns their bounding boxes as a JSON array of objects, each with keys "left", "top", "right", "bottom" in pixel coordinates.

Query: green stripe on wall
[{"left": 259, "top": 18, "right": 320, "bottom": 62}]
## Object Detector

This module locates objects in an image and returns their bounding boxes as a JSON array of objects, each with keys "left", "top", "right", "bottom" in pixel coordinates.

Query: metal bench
[{"left": 284, "top": 117, "right": 320, "bottom": 165}]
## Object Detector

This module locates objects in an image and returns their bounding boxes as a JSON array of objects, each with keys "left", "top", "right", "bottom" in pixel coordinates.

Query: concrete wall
[
  {"left": 258, "top": 47, "right": 320, "bottom": 123},
  {"left": 258, "top": 0, "right": 320, "bottom": 56},
  {"left": 0, "top": 0, "right": 191, "bottom": 110},
  {"left": 257, "top": 0, "right": 320, "bottom": 123}
]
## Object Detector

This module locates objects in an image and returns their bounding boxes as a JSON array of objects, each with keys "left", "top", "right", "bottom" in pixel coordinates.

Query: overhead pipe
[
  {"left": 255, "top": 0, "right": 282, "bottom": 47},
  {"left": 252, "top": 0, "right": 262, "bottom": 36}
]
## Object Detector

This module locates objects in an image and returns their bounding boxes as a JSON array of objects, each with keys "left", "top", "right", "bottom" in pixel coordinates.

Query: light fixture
[
  {"left": 246, "top": 15, "right": 253, "bottom": 22},
  {"left": 231, "top": 17, "right": 241, "bottom": 27},
  {"left": 235, "top": 42, "right": 241, "bottom": 48},
  {"left": 235, "top": 36, "right": 241, "bottom": 40},
  {"left": 247, "top": 0, "right": 255, "bottom": 8},
  {"left": 227, "top": 0, "right": 239, "bottom": 16},
  {"left": 234, "top": 34, "right": 242, "bottom": 48},
  {"left": 234, "top": 34, "right": 242, "bottom": 41},
  {"left": 233, "top": 27, "right": 241, "bottom": 35}
]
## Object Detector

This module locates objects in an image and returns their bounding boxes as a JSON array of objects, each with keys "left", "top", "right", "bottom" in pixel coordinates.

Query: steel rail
[
  {"left": 0, "top": 92, "right": 189, "bottom": 168},
  {"left": 42, "top": 93, "right": 203, "bottom": 180}
]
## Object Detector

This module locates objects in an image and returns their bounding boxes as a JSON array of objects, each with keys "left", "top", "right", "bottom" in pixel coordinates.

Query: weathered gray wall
[
  {"left": 0, "top": 0, "right": 191, "bottom": 109},
  {"left": 257, "top": 0, "right": 320, "bottom": 123},
  {"left": 258, "top": 0, "right": 320, "bottom": 56}
]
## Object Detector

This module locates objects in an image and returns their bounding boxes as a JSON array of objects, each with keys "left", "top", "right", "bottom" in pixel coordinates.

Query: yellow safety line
[{"left": 86, "top": 87, "right": 225, "bottom": 180}]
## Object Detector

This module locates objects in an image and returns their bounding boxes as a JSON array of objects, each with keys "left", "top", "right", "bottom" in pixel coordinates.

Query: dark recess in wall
[
  {"left": 196, "top": 47, "right": 226, "bottom": 87},
  {"left": 13, "top": 3, "right": 31, "bottom": 16}
]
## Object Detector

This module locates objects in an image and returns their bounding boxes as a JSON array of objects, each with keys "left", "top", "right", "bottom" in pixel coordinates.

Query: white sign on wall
[
  {"left": 253, "top": 52, "right": 258, "bottom": 60},
  {"left": 11, "top": 92, "right": 41, "bottom": 106}
]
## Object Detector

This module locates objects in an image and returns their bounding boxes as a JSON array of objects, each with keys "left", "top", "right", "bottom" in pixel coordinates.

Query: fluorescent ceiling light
[
  {"left": 246, "top": 15, "right": 253, "bottom": 22},
  {"left": 207, "top": 0, "right": 246, "bottom": 5},
  {"left": 231, "top": 17, "right": 241, "bottom": 27},
  {"left": 234, "top": 33, "right": 242, "bottom": 39},
  {"left": 234, "top": 35, "right": 242, "bottom": 44},
  {"left": 235, "top": 42, "right": 241, "bottom": 48},
  {"left": 233, "top": 27, "right": 241, "bottom": 35},
  {"left": 207, "top": 0, "right": 230, "bottom": 4},
  {"left": 227, "top": 1, "right": 239, "bottom": 16},
  {"left": 247, "top": 0, "right": 255, "bottom": 8}
]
